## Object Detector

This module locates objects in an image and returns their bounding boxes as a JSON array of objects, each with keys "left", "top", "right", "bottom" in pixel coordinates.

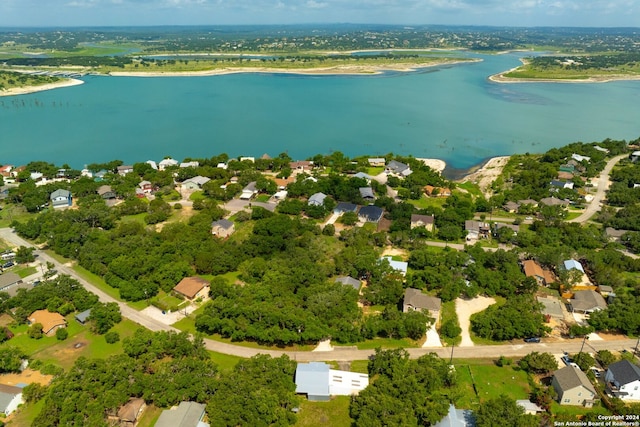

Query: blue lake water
[{"left": 1, "top": 52, "right": 639, "bottom": 169}]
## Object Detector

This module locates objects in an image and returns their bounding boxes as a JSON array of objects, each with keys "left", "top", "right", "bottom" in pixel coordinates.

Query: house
[
  {"left": 630, "top": 151, "right": 640, "bottom": 162},
  {"left": 94, "top": 170, "right": 108, "bottom": 182},
  {"left": 117, "top": 165, "right": 134, "bottom": 176},
  {"left": 173, "top": 277, "right": 210, "bottom": 302},
  {"left": 367, "top": 158, "right": 386, "bottom": 167},
  {"left": 465, "top": 220, "right": 490, "bottom": 240},
  {"left": 353, "top": 172, "right": 372, "bottom": 182},
  {"left": 273, "top": 177, "right": 294, "bottom": 190},
  {"left": 139, "top": 180, "right": 153, "bottom": 193},
  {"left": 552, "top": 365, "right": 597, "bottom": 407},
  {"left": 359, "top": 187, "right": 375, "bottom": 201},
  {"left": 559, "top": 163, "right": 576, "bottom": 173},
  {"left": 434, "top": 404, "right": 475, "bottom": 427},
  {"left": 111, "top": 397, "right": 146, "bottom": 427},
  {"left": 493, "top": 222, "right": 519, "bottom": 235},
  {"left": 290, "top": 161, "right": 313, "bottom": 172},
  {"left": 564, "top": 259, "right": 585, "bottom": 274},
  {"left": 182, "top": 176, "right": 210, "bottom": 190},
  {"left": 0, "top": 384, "right": 23, "bottom": 416},
  {"left": 605, "top": 227, "right": 628, "bottom": 242},
  {"left": 358, "top": 205, "right": 383, "bottom": 223},
  {"left": 273, "top": 190, "right": 288, "bottom": 200},
  {"left": 594, "top": 145, "right": 609, "bottom": 153},
  {"left": 0, "top": 185, "right": 10, "bottom": 200},
  {"left": 0, "top": 165, "right": 13, "bottom": 178},
  {"left": 158, "top": 158, "right": 179, "bottom": 170},
  {"left": 211, "top": 219, "right": 234, "bottom": 238},
  {"left": 146, "top": 160, "right": 158, "bottom": 170},
  {"left": 335, "top": 276, "right": 361, "bottom": 291},
  {"left": 240, "top": 182, "right": 258, "bottom": 200},
  {"left": 386, "top": 160, "right": 412, "bottom": 177},
  {"left": 410, "top": 214, "right": 434, "bottom": 231},
  {"left": 572, "top": 153, "right": 591, "bottom": 163},
  {"left": 180, "top": 161, "right": 199, "bottom": 168},
  {"left": 30, "top": 172, "right": 43, "bottom": 182},
  {"left": 75, "top": 309, "right": 92, "bottom": 324},
  {"left": 50, "top": 189, "right": 72, "bottom": 209},
  {"left": 606, "top": 360, "right": 640, "bottom": 401},
  {"left": 522, "top": 260, "right": 555, "bottom": 286},
  {"left": 155, "top": 401, "right": 209, "bottom": 427},
  {"left": 308, "top": 192, "right": 327, "bottom": 206},
  {"left": 424, "top": 185, "right": 451, "bottom": 197},
  {"left": 598, "top": 285, "right": 615, "bottom": 298},
  {"left": 517, "top": 199, "right": 538, "bottom": 208},
  {"left": 4, "top": 282, "right": 31, "bottom": 297},
  {"left": 0, "top": 272, "right": 22, "bottom": 293},
  {"left": 381, "top": 256, "right": 408, "bottom": 276},
  {"left": 97, "top": 185, "right": 116, "bottom": 199},
  {"left": 403, "top": 288, "right": 441, "bottom": 323},
  {"left": 503, "top": 201, "right": 520, "bottom": 213},
  {"left": 135, "top": 188, "right": 145, "bottom": 198},
  {"left": 333, "top": 202, "right": 358, "bottom": 215},
  {"left": 550, "top": 180, "right": 574, "bottom": 190},
  {"left": 28, "top": 309, "right": 66, "bottom": 336},
  {"left": 516, "top": 400, "right": 545, "bottom": 415},
  {"left": 239, "top": 156, "right": 255, "bottom": 163},
  {"left": 571, "top": 290, "right": 607, "bottom": 314},
  {"left": 295, "top": 362, "right": 369, "bottom": 401},
  {"left": 540, "top": 197, "right": 570, "bottom": 207}
]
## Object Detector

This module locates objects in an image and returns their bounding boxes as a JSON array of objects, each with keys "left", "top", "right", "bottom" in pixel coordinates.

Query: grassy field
[
  {"left": 454, "top": 361, "right": 530, "bottom": 407},
  {"left": 13, "top": 265, "right": 37, "bottom": 278},
  {"left": 503, "top": 62, "right": 640, "bottom": 80},
  {"left": 294, "top": 396, "right": 352, "bottom": 427},
  {"left": 0, "top": 205, "right": 36, "bottom": 228},
  {"left": 355, "top": 337, "right": 420, "bottom": 350},
  {"left": 439, "top": 300, "right": 461, "bottom": 346},
  {"left": 408, "top": 195, "right": 448, "bottom": 210}
]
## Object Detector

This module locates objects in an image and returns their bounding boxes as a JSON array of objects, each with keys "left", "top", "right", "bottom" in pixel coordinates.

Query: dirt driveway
[{"left": 456, "top": 296, "right": 496, "bottom": 347}]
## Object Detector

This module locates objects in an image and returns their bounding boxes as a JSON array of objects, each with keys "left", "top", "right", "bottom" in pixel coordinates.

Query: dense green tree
[
  {"left": 89, "top": 302, "right": 122, "bottom": 334},
  {"left": 0, "top": 347, "right": 26, "bottom": 373},
  {"left": 518, "top": 352, "right": 558, "bottom": 374}
]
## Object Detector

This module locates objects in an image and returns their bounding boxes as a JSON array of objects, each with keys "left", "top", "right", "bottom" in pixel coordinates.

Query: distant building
[
  {"left": 333, "top": 202, "right": 358, "bottom": 215},
  {"left": 403, "top": 288, "right": 441, "bottom": 323},
  {"left": 367, "top": 158, "right": 386, "bottom": 167},
  {"left": 28, "top": 309, "right": 66, "bottom": 336},
  {"left": 308, "top": 192, "right": 327, "bottom": 206},
  {"left": 572, "top": 153, "right": 591, "bottom": 163},
  {"left": 159, "top": 158, "right": 179, "bottom": 170},
  {"left": 522, "top": 260, "right": 555, "bottom": 286},
  {"left": 539, "top": 197, "right": 570, "bottom": 207},
  {"left": 380, "top": 256, "right": 408, "bottom": 276},
  {"left": 50, "top": 189, "right": 72, "bottom": 209},
  {"left": 97, "top": 185, "right": 116, "bottom": 200},
  {"left": 173, "top": 277, "right": 210, "bottom": 302},
  {"left": 155, "top": 401, "right": 209, "bottom": 427},
  {"left": 295, "top": 362, "right": 369, "bottom": 401},
  {"left": 564, "top": 259, "right": 585, "bottom": 274},
  {"left": 358, "top": 205, "right": 383, "bottom": 223},
  {"left": 434, "top": 404, "right": 475, "bottom": 427},
  {"left": 359, "top": 187, "right": 375, "bottom": 201},
  {"left": 211, "top": 219, "right": 235, "bottom": 238},
  {"left": 117, "top": 165, "right": 134, "bottom": 176},
  {"left": 410, "top": 214, "right": 434, "bottom": 231},
  {"left": 335, "top": 276, "right": 361, "bottom": 291},
  {"left": 240, "top": 182, "right": 257, "bottom": 200},
  {"left": 465, "top": 220, "right": 490, "bottom": 240},
  {"left": 182, "top": 176, "right": 210, "bottom": 190},
  {"left": 386, "top": 160, "right": 412, "bottom": 177}
]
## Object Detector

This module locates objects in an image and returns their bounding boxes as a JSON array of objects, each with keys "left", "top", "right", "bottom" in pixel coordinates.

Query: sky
[{"left": 0, "top": 0, "right": 638, "bottom": 28}]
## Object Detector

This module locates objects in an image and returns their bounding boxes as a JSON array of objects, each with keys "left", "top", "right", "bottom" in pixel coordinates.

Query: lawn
[
  {"left": 408, "top": 196, "right": 447, "bottom": 210},
  {"left": 13, "top": 265, "right": 37, "bottom": 278},
  {"left": 294, "top": 396, "right": 352, "bottom": 427},
  {"left": 349, "top": 360, "right": 369, "bottom": 374},
  {"left": 439, "top": 300, "right": 461, "bottom": 346},
  {"left": 549, "top": 401, "right": 610, "bottom": 418},
  {"left": 256, "top": 194, "right": 271, "bottom": 203},
  {"left": 0, "top": 206, "right": 36, "bottom": 228},
  {"left": 456, "top": 182, "right": 483, "bottom": 198},
  {"left": 366, "top": 167, "right": 384, "bottom": 176},
  {"left": 355, "top": 337, "right": 420, "bottom": 350},
  {"left": 454, "top": 361, "right": 530, "bottom": 408},
  {"left": 208, "top": 351, "right": 244, "bottom": 372}
]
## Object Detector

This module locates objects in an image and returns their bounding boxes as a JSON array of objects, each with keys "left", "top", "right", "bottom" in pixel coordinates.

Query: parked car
[
  {"left": 561, "top": 355, "right": 572, "bottom": 366},
  {"left": 2, "top": 261, "right": 14, "bottom": 269},
  {"left": 524, "top": 337, "right": 541, "bottom": 343},
  {"left": 590, "top": 367, "right": 602, "bottom": 378}
]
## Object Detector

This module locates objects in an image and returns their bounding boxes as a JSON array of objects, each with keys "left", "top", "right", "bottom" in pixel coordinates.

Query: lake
[{"left": 1, "top": 52, "right": 639, "bottom": 170}]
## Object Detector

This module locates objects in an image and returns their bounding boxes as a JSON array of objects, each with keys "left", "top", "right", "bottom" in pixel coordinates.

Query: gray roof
[
  {"left": 553, "top": 365, "right": 596, "bottom": 395},
  {"left": 97, "top": 185, "right": 114, "bottom": 196},
  {"left": 5, "top": 282, "right": 31, "bottom": 297},
  {"left": 0, "top": 384, "right": 22, "bottom": 413},
  {"left": 608, "top": 360, "right": 640, "bottom": 387},
  {"left": 411, "top": 214, "right": 434, "bottom": 225},
  {"left": 155, "top": 401, "right": 207, "bottom": 427},
  {"left": 572, "top": 290, "right": 607, "bottom": 312},
  {"left": 50, "top": 189, "right": 71, "bottom": 200},
  {"left": 540, "top": 197, "right": 570, "bottom": 207},
  {"left": 465, "top": 220, "right": 490, "bottom": 233},
  {"left": 358, "top": 205, "right": 383, "bottom": 222},
  {"left": 494, "top": 222, "right": 520, "bottom": 233},
  {"left": 334, "top": 202, "right": 358, "bottom": 214},
  {"left": 404, "top": 288, "right": 441, "bottom": 312},
  {"left": 434, "top": 404, "right": 475, "bottom": 427},
  {"left": 335, "top": 276, "right": 361, "bottom": 290},
  {"left": 308, "top": 192, "right": 327, "bottom": 206},
  {"left": 295, "top": 362, "right": 330, "bottom": 398},
  {"left": 0, "top": 273, "right": 22, "bottom": 290},
  {"left": 359, "top": 187, "right": 375, "bottom": 199},
  {"left": 183, "top": 176, "right": 210, "bottom": 187},
  {"left": 387, "top": 160, "right": 410, "bottom": 175},
  {"left": 75, "top": 309, "right": 92, "bottom": 324},
  {"left": 353, "top": 172, "right": 372, "bottom": 180},
  {"left": 211, "top": 219, "right": 234, "bottom": 230}
]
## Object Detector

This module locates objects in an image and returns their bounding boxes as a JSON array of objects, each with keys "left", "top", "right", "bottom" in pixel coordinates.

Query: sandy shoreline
[
  {"left": 457, "top": 156, "right": 511, "bottom": 197},
  {"left": 107, "top": 59, "right": 478, "bottom": 77},
  {"left": 489, "top": 60, "right": 640, "bottom": 84},
  {"left": 416, "top": 158, "right": 447, "bottom": 174},
  {"left": 0, "top": 78, "right": 84, "bottom": 97}
]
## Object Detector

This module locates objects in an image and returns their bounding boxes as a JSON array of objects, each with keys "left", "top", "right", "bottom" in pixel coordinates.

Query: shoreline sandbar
[{"left": 0, "top": 78, "right": 84, "bottom": 97}]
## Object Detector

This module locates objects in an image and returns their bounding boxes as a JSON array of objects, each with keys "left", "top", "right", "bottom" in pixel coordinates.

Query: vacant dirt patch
[
  {"left": 456, "top": 296, "right": 497, "bottom": 347},
  {"left": 0, "top": 369, "right": 53, "bottom": 386}
]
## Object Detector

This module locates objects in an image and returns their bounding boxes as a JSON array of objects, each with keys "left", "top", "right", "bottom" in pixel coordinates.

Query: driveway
[{"left": 456, "top": 296, "right": 497, "bottom": 347}]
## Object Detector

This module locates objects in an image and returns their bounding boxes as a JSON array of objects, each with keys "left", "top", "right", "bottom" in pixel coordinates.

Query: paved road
[{"left": 569, "top": 154, "right": 627, "bottom": 224}]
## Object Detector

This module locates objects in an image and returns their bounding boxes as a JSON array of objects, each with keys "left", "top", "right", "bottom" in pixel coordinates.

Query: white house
[
  {"left": 0, "top": 384, "right": 23, "bottom": 416},
  {"left": 606, "top": 360, "right": 640, "bottom": 401},
  {"left": 295, "top": 362, "right": 368, "bottom": 401}
]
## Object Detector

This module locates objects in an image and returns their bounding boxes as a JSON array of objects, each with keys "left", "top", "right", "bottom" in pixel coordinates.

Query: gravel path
[{"left": 456, "top": 296, "right": 497, "bottom": 347}]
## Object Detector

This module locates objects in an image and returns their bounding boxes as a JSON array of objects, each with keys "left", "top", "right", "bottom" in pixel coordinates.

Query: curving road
[{"left": 569, "top": 154, "right": 627, "bottom": 224}]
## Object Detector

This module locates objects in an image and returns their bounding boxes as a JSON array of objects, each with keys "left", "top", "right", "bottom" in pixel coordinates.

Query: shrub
[
  {"left": 28, "top": 323, "right": 43, "bottom": 339},
  {"left": 55, "top": 328, "right": 68, "bottom": 341},
  {"left": 105, "top": 331, "right": 120, "bottom": 344}
]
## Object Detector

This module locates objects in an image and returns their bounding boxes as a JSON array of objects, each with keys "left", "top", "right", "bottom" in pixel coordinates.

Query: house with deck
[{"left": 606, "top": 360, "right": 640, "bottom": 401}]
